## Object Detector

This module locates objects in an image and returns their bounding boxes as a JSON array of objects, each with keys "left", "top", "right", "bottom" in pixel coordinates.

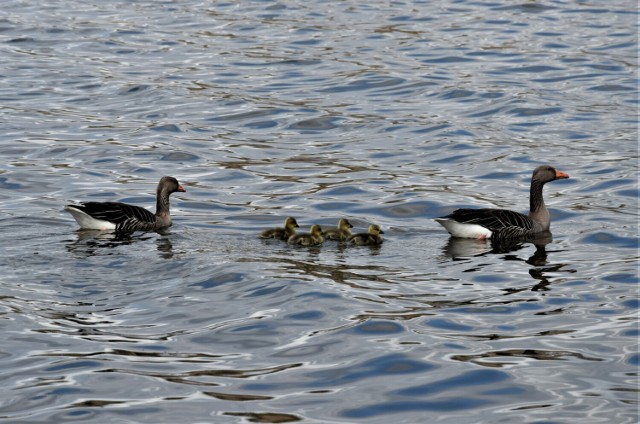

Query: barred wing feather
[
  {"left": 447, "top": 208, "right": 535, "bottom": 233},
  {"left": 77, "top": 202, "right": 156, "bottom": 225}
]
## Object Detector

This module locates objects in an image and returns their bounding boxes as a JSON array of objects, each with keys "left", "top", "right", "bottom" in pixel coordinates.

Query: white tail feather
[
  {"left": 435, "top": 218, "right": 492, "bottom": 239},
  {"left": 64, "top": 206, "right": 116, "bottom": 231}
]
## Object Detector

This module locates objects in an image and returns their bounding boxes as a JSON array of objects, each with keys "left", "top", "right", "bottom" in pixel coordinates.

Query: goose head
[
  {"left": 532, "top": 165, "right": 569, "bottom": 184},
  {"left": 158, "top": 176, "right": 186, "bottom": 195}
]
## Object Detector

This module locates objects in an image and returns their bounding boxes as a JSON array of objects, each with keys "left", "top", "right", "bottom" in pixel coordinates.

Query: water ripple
[{"left": 0, "top": 0, "right": 637, "bottom": 423}]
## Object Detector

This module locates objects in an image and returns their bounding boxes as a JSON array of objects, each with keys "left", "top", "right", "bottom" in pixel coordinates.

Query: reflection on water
[
  {"left": 65, "top": 230, "right": 177, "bottom": 260},
  {"left": 155, "top": 236, "right": 174, "bottom": 260},
  {"left": 450, "top": 348, "right": 602, "bottom": 368},
  {"left": 65, "top": 230, "right": 136, "bottom": 257},
  {"left": 441, "top": 237, "right": 494, "bottom": 259},
  {"left": 441, "top": 232, "right": 577, "bottom": 292},
  {"left": 442, "top": 232, "right": 554, "bottom": 260},
  {"left": 0, "top": 0, "right": 637, "bottom": 423}
]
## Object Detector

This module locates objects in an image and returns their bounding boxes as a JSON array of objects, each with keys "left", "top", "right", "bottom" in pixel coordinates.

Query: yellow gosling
[
  {"left": 323, "top": 218, "right": 353, "bottom": 241},
  {"left": 260, "top": 216, "right": 299, "bottom": 241},
  {"left": 347, "top": 224, "right": 384, "bottom": 246},
  {"left": 288, "top": 224, "right": 324, "bottom": 247}
]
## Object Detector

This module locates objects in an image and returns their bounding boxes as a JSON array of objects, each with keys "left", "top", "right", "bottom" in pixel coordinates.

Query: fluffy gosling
[
  {"left": 288, "top": 224, "right": 324, "bottom": 247},
  {"left": 260, "top": 216, "right": 299, "bottom": 241},
  {"left": 347, "top": 224, "right": 384, "bottom": 246},
  {"left": 323, "top": 218, "right": 353, "bottom": 241}
]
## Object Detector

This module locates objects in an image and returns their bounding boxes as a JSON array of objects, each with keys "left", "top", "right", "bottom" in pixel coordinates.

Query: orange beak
[
  {"left": 178, "top": 185, "right": 186, "bottom": 192},
  {"left": 555, "top": 170, "right": 569, "bottom": 179}
]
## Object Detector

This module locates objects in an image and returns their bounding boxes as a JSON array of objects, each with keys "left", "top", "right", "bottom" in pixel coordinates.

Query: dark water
[{"left": 1, "top": 1, "right": 638, "bottom": 423}]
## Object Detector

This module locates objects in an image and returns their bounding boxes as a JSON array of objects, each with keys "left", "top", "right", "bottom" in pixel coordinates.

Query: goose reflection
[
  {"left": 525, "top": 237, "right": 573, "bottom": 291},
  {"left": 156, "top": 236, "right": 174, "bottom": 259},
  {"left": 442, "top": 232, "right": 553, "bottom": 260},
  {"left": 65, "top": 229, "right": 174, "bottom": 259},
  {"left": 440, "top": 232, "right": 570, "bottom": 290},
  {"left": 65, "top": 230, "right": 134, "bottom": 257}
]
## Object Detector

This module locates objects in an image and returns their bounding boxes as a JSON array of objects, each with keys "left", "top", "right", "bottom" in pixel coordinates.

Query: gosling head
[
  {"left": 285, "top": 217, "right": 300, "bottom": 229},
  {"left": 338, "top": 218, "right": 353, "bottom": 230},
  {"left": 368, "top": 224, "right": 383, "bottom": 236}
]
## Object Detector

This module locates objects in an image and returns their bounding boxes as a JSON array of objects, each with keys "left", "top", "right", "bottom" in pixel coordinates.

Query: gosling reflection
[{"left": 271, "top": 256, "right": 391, "bottom": 288}]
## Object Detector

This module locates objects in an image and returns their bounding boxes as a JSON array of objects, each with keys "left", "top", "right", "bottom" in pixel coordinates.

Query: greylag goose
[
  {"left": 65, "top": 176, "right": 186, "bottom": 233},
  {"left": 435, "top": 165, "right": 569, "bottom": 240},
  {"left": 288, "top": 224, "right": 324, "bottom": 246},
  {"left": 348, "top": 224, "right": 384, "bottom": 246},
  {"left": 260, "top": 216, "right": 299, "bottom": 240},
  {"left": 323, "top": 218, "right": 353, "bottom": 241}
]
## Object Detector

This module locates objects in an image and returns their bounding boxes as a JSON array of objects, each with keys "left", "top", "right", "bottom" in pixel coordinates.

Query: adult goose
[
  {"left": 260, "top": 216, "right": 299, "bottom": 241},
  {"left": 435, "top": 165, "right": 569, "bottom": 240},
  {"left": 323, "top": 218, "right": 354, "bottom": 241},
  {"left": 348, "top": 224, "right": 384, "bottom": 246},
  {"left": 65, "top": 176, "right": 186, "bottom": 233}
]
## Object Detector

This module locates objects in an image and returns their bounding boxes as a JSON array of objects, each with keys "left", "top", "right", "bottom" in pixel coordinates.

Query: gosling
[
  {"left": 347, "top": 224, "right": 384, "bottom": 246},
  {"left": 260, "top": 216, "right": 299, "bottom": 241},
  {"left": 323, "top": 218, "right": 353, "bottom": 241},
  {"left": 288, "top": 224, "right": 324, "bottom": 247}
]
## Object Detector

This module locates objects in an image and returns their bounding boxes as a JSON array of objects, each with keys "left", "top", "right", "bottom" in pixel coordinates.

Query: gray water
[{"left": 0, "top": 1, "right": 638, "bottom": 423}]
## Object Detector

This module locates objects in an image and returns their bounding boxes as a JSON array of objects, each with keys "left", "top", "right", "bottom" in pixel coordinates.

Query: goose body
[
  {"left": 288, "top": 224, "right": 324, "bottom": 246},
  {"left": 260, "top": 217, "right": 299, "bottom": 240},
  {"left": 435, "top": 165, "right": 569, "bottom": 240},
  {"left": 323, "top": 218, "right": 353, "bottom": 241},
  {"left": 65, "top": 176, "right": 186, "bottom": 234},
  {"left": 348, "top": 224, "right": 384, "bottom": 246}
]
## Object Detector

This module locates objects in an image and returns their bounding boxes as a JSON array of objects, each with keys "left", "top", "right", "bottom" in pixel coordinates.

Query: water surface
[{"left": 0, "top": 1, "right": 638, "bottom": 423}]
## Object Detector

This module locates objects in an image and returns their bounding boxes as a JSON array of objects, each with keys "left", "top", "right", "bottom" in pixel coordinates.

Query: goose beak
[
  {"left": 177, "top": 185, "right": 187, "bottom": 192},
  {"left": 555, "top": 170, "right": 569, "bottom": 180}
]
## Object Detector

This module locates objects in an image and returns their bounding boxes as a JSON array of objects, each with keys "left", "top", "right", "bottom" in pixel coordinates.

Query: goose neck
[{"left": 156, "top": 189, "right": 171, "bottom": 217}]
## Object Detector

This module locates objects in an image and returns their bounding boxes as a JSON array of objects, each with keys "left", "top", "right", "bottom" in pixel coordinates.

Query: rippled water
[{"left": 1, "top": 1, "right": 638, "bottom": 423}]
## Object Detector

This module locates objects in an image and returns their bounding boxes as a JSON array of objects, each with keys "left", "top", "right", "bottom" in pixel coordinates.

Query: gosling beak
[
  {"left": 177, "top": 185, "right": 187, "bottom": 192},
  {"left": 555, "top": 170, "right": 569, "bottom": 180}
]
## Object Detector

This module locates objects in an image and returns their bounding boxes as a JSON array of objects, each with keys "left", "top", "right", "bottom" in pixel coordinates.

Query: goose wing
[
  {"left": 75, "top": 202, "right": 156, "bottom": 225},
  {"left": 446, "top": 208, "right": 535, "bottom": 232}
]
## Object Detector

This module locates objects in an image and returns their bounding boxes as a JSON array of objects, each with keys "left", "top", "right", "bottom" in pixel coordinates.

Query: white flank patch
[
  {"left": 65, "top": 206, "right": 117, "bottom": 231},
  {"left": 435, "top": 218, "right": 492, "bottom": 239}
]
